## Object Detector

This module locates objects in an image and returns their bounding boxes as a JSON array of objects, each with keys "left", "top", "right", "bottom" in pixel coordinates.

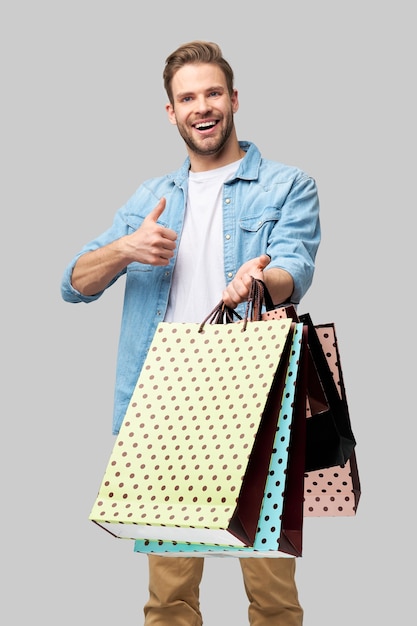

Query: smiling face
[{"left": 166, "top": 63, "right": 243, "bottom": 170}]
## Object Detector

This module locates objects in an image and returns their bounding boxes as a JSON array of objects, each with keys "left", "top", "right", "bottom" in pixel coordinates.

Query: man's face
[{"left": 166, "top": 63, "right": 239, "bottom": 157}]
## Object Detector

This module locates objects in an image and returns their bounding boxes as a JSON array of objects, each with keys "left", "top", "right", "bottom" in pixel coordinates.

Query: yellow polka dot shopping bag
[
  {"left": 89, "top": 286, "right": 308, "bottom": 555},
  {"left": 132, "top": 322, "right": 307, "bottom": 558}
]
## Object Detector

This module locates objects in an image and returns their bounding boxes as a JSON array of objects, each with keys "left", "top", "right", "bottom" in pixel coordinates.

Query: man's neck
[{"left": 188, "top": 136, "right": 245, "bottom": 173}]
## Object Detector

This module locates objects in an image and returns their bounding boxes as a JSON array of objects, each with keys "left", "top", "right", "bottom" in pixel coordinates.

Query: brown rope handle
[
  {"left": 198, "top": 301, "right": 242, "bottom": 332},
  {"left": 198, "top": 278, "right": 276, "bottom": 332}
]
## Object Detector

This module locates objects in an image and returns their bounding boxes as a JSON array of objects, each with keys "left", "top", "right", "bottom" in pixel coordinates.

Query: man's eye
[{"left": 182, "top": 96, "right": 192, "bottom": 102}]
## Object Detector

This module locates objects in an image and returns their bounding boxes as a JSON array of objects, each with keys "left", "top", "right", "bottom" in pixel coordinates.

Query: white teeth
[{"left": 196, "top": 122, "right": 215, "bottom": 129}]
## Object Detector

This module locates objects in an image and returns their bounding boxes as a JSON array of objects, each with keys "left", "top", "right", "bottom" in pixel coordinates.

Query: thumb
[
  {"left": 146, "top": 197, "right": 167, "bottom": 223},
  {"left": 258, "top": 254, "right": 271, "bottom": 270}
]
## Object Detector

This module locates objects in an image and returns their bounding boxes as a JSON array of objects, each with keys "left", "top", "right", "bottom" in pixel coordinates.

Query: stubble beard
[{"left": 177, "top": 110, "right": 235, "bottom": 157}]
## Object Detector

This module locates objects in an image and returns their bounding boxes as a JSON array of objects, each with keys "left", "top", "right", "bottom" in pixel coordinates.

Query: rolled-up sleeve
[
  {"left": 60, "top": 206, "right": 133, "bottom": 303},
  {"left": 266, "top": 173, "right": 321, "bottom": 304}
]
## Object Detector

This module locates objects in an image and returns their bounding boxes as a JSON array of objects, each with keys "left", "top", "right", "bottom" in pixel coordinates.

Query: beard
[{"left": 176, "top": 108, "right": 235, "bottom": 157}]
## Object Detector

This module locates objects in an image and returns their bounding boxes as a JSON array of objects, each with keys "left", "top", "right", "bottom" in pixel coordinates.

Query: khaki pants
[{"left": 143, "top": 555, "right": 303, "bottom": 625}]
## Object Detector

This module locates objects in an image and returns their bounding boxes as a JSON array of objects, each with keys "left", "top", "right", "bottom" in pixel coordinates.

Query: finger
[
  {"left": 246, "top": 255, "right": 271, "bottom": 281},
  {"left": 222, "top": 278, "right": 246, "bottom": 308},
  {"left": 144, "top": 198, "right": 177, "bottom": 242},
  {"left": 258, "top": 254, "right": 271, "bottom": 270},
  {"left": 146, "top": 197, "right": 167, "bottom": 223}
]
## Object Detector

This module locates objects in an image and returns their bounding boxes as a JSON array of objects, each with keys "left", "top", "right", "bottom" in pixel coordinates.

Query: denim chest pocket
[
  {"left": 126, "top": 262, "right": 153, "bottom": 273},
  {"left": 126, "top": 213, "right": 144, "bottom": 233},
  {"left": 239, "top": 207, "right": 281, "bottom": 233},
  {"left": 126, "top": 212, "right": 170, "bottom": 232}
]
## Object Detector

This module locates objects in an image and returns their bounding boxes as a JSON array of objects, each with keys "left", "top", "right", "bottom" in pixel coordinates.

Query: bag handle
[
  {"left": 198, "top": 301, "right": 242, "bottom": 332},
  {"left": 199, "top": 277, "right": 278, "bottom": 332},
  {"left": 246, "top": 278, "right": 275, "bottom": 320}
]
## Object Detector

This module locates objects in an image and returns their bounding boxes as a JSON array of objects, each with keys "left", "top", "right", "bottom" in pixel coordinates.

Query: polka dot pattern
[
  {"left": 304, "top": 324, "right": 360, "bottom": 516},
  {"left": 133, "top": 314, "right": 360, "bottom": 554},
  {"left": 90, "top": 318, "right": 294, "bottom": 545},
  {"left": 133, "top": 321, "right": 305, "bottom": 556},
  {"left": 303, "top": 456, "right": 360, "bottom": 516}
]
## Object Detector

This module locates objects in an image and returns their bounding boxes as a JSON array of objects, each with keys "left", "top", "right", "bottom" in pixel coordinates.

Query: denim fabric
[{"left": 61, "top": 141, "right": 321, "bottom": 433}]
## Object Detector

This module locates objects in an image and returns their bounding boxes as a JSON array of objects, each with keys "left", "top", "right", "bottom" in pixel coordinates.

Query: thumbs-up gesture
[{"left": 127, "top": 197, "right": 177, "bottom": 266}]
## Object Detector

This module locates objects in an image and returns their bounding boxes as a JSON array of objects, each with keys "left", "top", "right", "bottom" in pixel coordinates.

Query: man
[{"left": 62, "top": 40, "right": 320, "bottom": 626}]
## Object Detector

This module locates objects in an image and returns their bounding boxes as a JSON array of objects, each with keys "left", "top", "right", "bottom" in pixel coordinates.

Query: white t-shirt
[{"left": 164, "top": 160, "right": 242, "bottom": 323}]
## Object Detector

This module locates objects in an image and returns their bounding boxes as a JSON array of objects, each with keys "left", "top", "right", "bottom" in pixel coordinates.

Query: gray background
[{"left": 2, "top": 1, "right": 415, "bottom": 624}]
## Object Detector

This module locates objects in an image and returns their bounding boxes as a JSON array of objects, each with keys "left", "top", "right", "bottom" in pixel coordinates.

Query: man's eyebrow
[
  {"left": 175, "top": 85, "right": 225, "bottom": 99},
  {"left": 175, "top": 90, "right": 193, "bottom": 99},
  {"left": 205, "top": 85, "right": 225, "bottom": 92}
]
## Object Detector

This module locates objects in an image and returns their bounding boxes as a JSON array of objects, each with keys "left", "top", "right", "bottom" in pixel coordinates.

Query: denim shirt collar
[{"left": 170, "top": 141, "right": 261, "bottom": 187}]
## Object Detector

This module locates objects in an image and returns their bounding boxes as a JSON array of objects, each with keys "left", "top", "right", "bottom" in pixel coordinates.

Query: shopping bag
[
  {"left": 240, "top": 278, "right": 361, "bottom": 517},
  {"left": 133, "top": 323, "right": 308, "bottom": 557},
  {"left": 304, "top": 450, "right": 360, "bottom": 517},
  {"left": 264, "top": 293, "right": 361, "bottom": 515},
  {"left": 299, "top": 314, "right": 356, "bottom": 472},
  {"left": 303, "top": 322, "right": 361, "bottom": 515},
  {"left": 89, "top": 310, "right": 302, "bottom": 547},
  {"left": 258, "top": 288, "right": 356, "bottom": 471}
]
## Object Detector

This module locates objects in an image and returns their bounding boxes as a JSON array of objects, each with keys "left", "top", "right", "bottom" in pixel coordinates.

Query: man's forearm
[
  {"left": 71, "top": 239, "right": 130, "bottom": 296},
  {"left": 263, "top": 267, "right": 294, "bottom": 305}
]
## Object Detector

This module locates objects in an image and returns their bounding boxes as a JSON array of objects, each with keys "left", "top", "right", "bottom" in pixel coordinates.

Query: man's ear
[
  {"left": 166, "top": 103, "right": 177, "bottom": 126},
  {"left": 231, "top": 89, "right": 240, "bottom": 114}
]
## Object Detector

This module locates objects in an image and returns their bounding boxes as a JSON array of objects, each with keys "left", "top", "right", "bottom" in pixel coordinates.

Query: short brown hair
[{"left": 163, "top": 40, "right": 234, "bottom": 104}]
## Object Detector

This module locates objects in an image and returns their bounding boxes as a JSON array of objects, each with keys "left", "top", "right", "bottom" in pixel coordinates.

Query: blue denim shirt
[{"left": 61, "top": 141, "right": 321, "bottom": 434}]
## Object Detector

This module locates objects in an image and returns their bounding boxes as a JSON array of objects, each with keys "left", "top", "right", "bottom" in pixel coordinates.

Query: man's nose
[{"left": 195, "top": 96, "right": 211, "bottom": 114}]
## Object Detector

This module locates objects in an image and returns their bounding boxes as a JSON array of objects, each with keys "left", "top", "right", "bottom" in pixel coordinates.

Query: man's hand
[
  {"left": 72, "top": 197, "right": 177, "bottom": 296},
  {"left": 126, "top": 197, "right": 177, "bottom": 266},
  {"left": 222, "top": 254, "right": 271, "bottom": 308}
]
